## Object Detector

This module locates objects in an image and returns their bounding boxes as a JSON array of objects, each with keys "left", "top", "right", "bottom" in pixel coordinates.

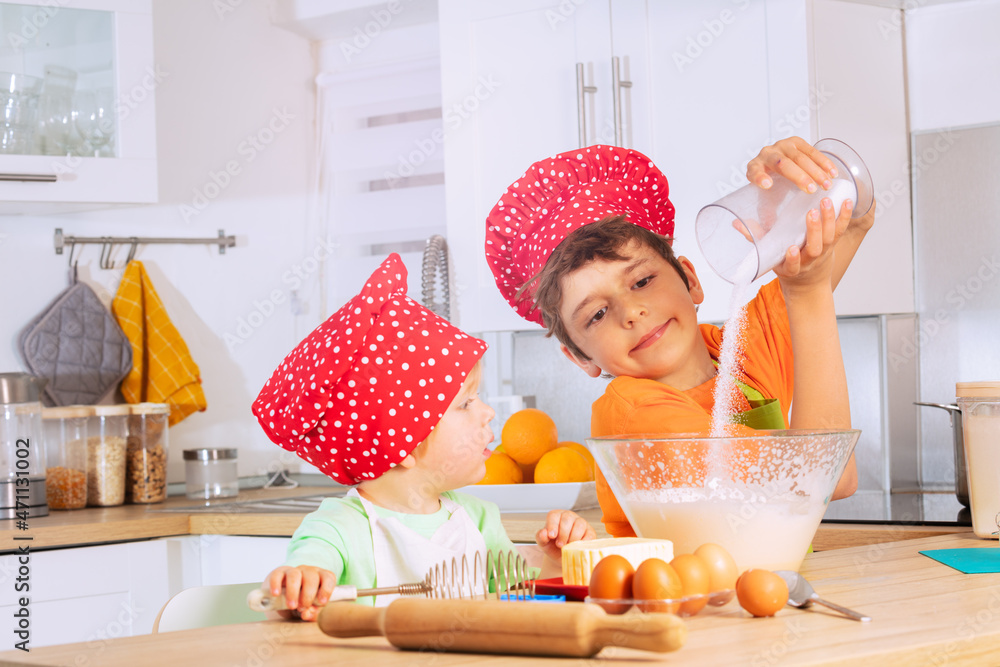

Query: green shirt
[{"left": 284, "top": 490, "right": 519, "bottom": 605}]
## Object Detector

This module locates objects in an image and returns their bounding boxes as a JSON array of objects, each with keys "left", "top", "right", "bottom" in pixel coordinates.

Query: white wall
[
  {"left": 907, "top": 0, "right": 1000, "bottom": 131},
  {"left": 0, "top": 1, "right": 319, "bottom": 483}
]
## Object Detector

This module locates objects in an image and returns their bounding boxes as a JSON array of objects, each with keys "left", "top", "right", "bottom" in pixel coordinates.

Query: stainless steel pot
[{"left": 915, "top": 401, "right": 968, "bottom": 507}]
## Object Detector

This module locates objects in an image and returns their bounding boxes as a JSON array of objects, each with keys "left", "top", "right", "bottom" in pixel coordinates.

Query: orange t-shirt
[{"left": 590, "top": 279, "right": 794, "bottom": 537}]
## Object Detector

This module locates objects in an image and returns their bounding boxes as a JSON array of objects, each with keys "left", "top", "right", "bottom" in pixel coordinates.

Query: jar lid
[
  {"left": 130, "top": 402, "right": 171, "bottom": 415},
  {"left": 957, "top": 381, "right": 1000, "bottom": 398},
  {"left": 183, "top": 448, "right": 238, "bottom": 461},
  {"left": 43, "top": 405, "right": 93, "bottom": 419},
  {"left": 92, "top": 404, "right": 132, "bottom": 417},
  {"left": 0, "top": 372, "right": 46, "bottom": 405}
]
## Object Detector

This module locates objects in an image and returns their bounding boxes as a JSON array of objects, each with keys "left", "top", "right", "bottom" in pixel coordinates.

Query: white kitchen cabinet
[
  {"left": 811, "top": 0, "right": 914, "bottom": 316},
  {"left": 440, "top": 0, "right": 912, "bottom": 329},
  {"left": 0, "top": 538, "right": 175, "bottom": 648},
  {"left": 0, "top": 534, "right": 289, "bottom": 648},
  {"left": 195, "top": 534, "right": 290, "bottom": 586},
  {"left": 440, "top": 0, "right": 805, "bottom": 329},
  {"left": 439, "top": 0, "right": 614, "bottom": 333},
  {"left": 0, "top": 0, "right": 157, "bottom": 212}
]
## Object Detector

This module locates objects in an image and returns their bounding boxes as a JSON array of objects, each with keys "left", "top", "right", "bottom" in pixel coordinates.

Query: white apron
[{"left": 348, "top": 489, "right": 487, "bottom": 606}]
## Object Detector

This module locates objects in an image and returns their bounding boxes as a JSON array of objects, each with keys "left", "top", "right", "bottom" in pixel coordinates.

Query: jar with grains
[
  {"left": 43, "top": 405, "right": 92, "bottom": 510},
  {"left": 87, "top": 405, "right": 129, "bottom": 507},
  {"left": 126, "top": 403, "right": 169, "bottom": 504}
]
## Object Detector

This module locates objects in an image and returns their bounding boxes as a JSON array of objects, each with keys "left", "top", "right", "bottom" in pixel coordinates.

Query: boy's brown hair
[{"left": 519, "top": 215, "right": 689, "bottom": 362}]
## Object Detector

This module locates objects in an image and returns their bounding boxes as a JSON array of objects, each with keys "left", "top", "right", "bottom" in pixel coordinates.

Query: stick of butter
[{"left": 561, "top": 537, "right": 674, "bottom": 586}]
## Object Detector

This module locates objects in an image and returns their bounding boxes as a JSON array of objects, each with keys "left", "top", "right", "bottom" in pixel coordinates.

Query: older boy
[{"left": 485, "top": 138, "right": 872, "bottom": 536}]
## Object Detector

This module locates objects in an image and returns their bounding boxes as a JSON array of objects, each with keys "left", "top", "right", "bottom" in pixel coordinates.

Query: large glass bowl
[{"left": 586, "top": 429, "right": 860, "bottom": 572}]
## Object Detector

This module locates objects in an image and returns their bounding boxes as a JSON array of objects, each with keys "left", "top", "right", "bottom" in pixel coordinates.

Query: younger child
[
  {"left": 253, "top": 254, "right": 594, "bottom": 619},
  {"left": 484, "top": 138, "right": 873, "bottom": 537}
]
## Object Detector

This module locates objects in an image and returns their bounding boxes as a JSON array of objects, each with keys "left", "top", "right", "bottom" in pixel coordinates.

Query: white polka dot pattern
[
  {"left": 251, "top": 253, "right": 488, "bottom": 485},
  {"left": 484, "top": 144, "right": 675, "bottom": 325}
]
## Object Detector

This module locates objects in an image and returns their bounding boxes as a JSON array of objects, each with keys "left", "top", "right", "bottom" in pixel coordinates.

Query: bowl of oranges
[{"left": 459, "top": 408, "right": 599, "bottom": 511}]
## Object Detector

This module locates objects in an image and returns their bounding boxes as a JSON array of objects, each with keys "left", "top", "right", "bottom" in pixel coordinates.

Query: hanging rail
[
  {"left": 54, "top": 228, "right": 236, "bottom": 270},
  {"left": 54, "top": 228, "right": 235, "bottom": 255}
]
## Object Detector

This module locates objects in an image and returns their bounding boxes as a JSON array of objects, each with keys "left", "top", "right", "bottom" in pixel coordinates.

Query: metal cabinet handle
[
  {"left": 576, "top": 62, "right": 597, "bottom": 148},
  {"left": 0, "top": 173, "right": 57, "bottom": 182},
  {"left": 612, "top": 56, "right": 633, "bottom": 148}
]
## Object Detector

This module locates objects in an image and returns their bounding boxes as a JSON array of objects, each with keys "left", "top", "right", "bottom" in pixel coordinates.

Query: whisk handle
[
  {"left": 318, "top": 603, "right": 386, "bottom": 638},
  {"left": 246, "top": 585, "right": 359, "bottom": 612}
]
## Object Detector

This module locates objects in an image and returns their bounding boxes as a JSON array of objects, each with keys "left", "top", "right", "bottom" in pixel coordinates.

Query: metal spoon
[{"left": 773, "top": 570, "right": 872, "bottom": 622}]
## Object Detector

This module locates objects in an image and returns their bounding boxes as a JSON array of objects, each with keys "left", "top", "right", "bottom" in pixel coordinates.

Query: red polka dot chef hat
[
  {"left": 252, "top": 253, "right": 487, "bottom": 485},
  {"left": 485, "top": 144, "right": 675, "bottom": 325}
]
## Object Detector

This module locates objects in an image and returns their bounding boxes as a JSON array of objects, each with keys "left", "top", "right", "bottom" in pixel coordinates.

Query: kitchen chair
[{"left": 152, "top": 582, "right": 269, "bottom": 633}]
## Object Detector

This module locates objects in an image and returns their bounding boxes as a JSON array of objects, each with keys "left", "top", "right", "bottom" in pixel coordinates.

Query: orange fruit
[
  {"left": 500, "top": 408, "right": 558, "bottom": 466},
  {"left": 477, "top": 451, "right": 523, "bottom": 485},
  {"left": 533, "top": 447, "right": 595, "bottom": 484},
  {"left": 559, "top": 441, "right": 595, "bottom": 473}
]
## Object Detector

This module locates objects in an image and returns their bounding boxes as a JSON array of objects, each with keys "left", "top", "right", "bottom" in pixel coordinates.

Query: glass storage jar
[
  {"left": 184, "top": 448, "right": 238, "bottom": 500},
  {"left": 87, "top": 404, "right": 129, "bottom": 507},
  {"left": 43, "top": 405, "right": 91, "bottom": 510},
  {"left": 126, "top": 403, "right": 169, "bottom": 504},
  {"left": 0, "top": 373, "right": 48, "bottom": 518}
]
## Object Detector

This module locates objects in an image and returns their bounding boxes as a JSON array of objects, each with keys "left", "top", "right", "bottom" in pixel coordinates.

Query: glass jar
[
  {"left": 43, "top": 405, "right": 91, "bottom": 510},
  {"left": 126, "top": 403, "right": 170, "bottom": 504},
  {"left": 184, "top": 448, "right": 238, "bottom": 500},
  {"left": 0, "top": 373, "right": 48, "bottom": 518},
  {"left": 87, "top": 405, "right": 129, "bottom": 507},
  {"left": 957, "top": 381, "right": 1000, "bottom": 539}
]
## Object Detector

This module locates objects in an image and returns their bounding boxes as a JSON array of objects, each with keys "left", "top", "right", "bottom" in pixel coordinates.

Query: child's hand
[
  {"left": 265, "top": 565, "right": 337, "bottom": 621},
  {"left": 535, "top": 510, "right": 596, "bottom": 561},
  {"left": 746, "top": 136, "right": 840, "bottom": 194},
  {"left": 772, "top": 194, "right": 852, "bottom": 287}
]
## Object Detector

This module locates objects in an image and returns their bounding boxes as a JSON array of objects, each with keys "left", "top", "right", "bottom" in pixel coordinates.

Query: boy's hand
[
  {"left": 772, "top": 195, "right": 852, "bottom": 287},
  {"left": 265, "top": 565, "right": 337, "bottom": 621},
  {"left": 535, "top": 510, "right": 596, "bottom": 561},
  {"left": 748, "top": 136, "right": 877, "bottom": 289},
  {"left": 747, "top": 136, "right": 839, "bottom": 194}
]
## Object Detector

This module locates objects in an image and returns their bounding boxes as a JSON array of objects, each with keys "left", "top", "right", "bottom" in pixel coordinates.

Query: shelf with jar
[{"left": 0, "top": 0, "right": 157, "bottom": 212}]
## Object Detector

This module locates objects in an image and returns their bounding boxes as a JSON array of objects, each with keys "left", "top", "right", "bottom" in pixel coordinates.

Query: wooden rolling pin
[{"left": 317, "top": 598, "right": 686, "bottom": 658}]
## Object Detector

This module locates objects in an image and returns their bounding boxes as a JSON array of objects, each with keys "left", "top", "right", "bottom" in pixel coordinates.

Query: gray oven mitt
[{"left": 19, "top": 281, "right": 133, "bottom": 406}]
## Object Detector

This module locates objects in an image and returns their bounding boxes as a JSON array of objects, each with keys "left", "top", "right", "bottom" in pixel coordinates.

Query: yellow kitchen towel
[{"left": 112, "top": 260, "right": 207, "bottom": 426}]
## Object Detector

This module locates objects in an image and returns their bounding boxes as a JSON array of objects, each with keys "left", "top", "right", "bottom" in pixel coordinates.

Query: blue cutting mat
[{"left": 919, "top": 548, "right": 1000, "bottom": 574}]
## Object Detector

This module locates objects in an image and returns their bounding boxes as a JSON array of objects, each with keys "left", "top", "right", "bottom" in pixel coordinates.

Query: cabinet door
[
  {"left": 197, "top": 534, "right": 290, "bottom": 586},
  {"left": 812, "top": 0, "right": 913, "bottom": 315},
  {"left": 440, "top": 0, "right": 612, "bottom": 333},
  {"left": 633, "top": 0, "right": 794, "bottom": 322},
  {"left": 0, "top": 0, "right": 156, "bottom": 210},
  {"left": 0, "top": 539, "right": 173, "bottom": 648}
]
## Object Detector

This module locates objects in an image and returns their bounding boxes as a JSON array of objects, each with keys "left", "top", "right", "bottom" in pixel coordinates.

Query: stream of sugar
[{"left": 709, "top": 254, "right": 758, "bottom": 436}]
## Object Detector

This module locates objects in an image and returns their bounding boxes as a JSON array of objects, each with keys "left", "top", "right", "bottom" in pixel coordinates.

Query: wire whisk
[{"left": 248, "top": 550, "right": 535, "bottom": 611}]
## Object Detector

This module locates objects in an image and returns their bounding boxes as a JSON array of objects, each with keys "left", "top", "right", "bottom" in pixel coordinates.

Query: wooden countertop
[
  {"left": 3, "top": 531, "right": 999, "bottom": 666},
  {"left": 0, "top": 486, "right": 967, "bottom": 553}
]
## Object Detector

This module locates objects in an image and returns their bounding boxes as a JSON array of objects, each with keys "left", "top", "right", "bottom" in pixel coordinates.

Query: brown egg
[
  {"left": 736, "top": 569, "right": 789, "bottom": 617},
  {"left": 671, "top": 554, "right": 712, "bottom": 616},
  {"left": 632, "top": 558, "right": 682, "bottom": 614},
  {"left": 694, "top": 543, "right": 739, "bottom": 606},
  {"left": 588, "top": 555, "right": 634, "bottom": 614}
]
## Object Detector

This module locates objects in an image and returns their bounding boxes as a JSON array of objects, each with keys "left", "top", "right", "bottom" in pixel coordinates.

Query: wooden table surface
[
  {"left": 0, "top": 486, "right": 966, "bottom": 553},
  {"left": 2, "top": 532, "right": 998, "bottom": 666}
]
